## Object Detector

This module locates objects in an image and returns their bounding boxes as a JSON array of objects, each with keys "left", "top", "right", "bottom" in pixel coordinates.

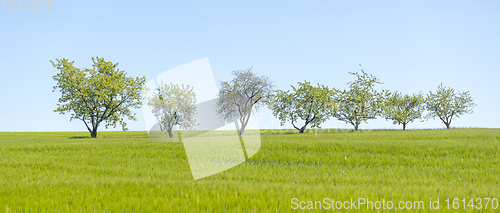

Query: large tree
[
  {"left": 51, "top": 57, "right": 146, "bottom": 138},
  {"left": 383, "top": 92, "right": 425, "bottom": 130},
  {"left": 425, "top": 83, "right": 476, "bottom": 129},
  {"left": 270, "top": 81, "right": 336, "bottom": 133},
  {"left": 216, "top": 67, "right": 273, "bottom": 135},
  {"left": 334, "top": 67, "right": 386, "bottom": 131},
  {"left": 146, "top": 83, "right": 197, "bottom": 138}
]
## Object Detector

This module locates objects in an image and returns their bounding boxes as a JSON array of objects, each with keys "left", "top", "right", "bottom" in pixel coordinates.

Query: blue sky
[{"left": 1, "top": 0, "right": 499, "bottom": 132}]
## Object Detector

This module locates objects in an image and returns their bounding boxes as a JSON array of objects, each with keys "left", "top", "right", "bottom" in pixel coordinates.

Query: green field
[{"left": 0, "top": 129, "right": 499, "bottom": 212}]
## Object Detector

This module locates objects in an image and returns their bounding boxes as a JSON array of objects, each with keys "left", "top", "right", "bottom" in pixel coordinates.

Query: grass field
[{"left": 0, "top": 129, "right": 499, "bottom": 212}]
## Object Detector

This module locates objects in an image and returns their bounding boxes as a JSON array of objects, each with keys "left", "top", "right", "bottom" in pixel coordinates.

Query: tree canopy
[
  {"left": 146, "top": 83, "right": 197, "bottom": 138},
  {"left": 216, "top": 68, "right": 273, "bottom": 135},
  {"left": 383, "top": 92, "right": 425, "bottom": 130},
  {"left": 270, "top": 81, "right": 336, "bottom": 133},
  {"left": 334, "top": 67, "right": 386, "bottom": 131},
  {"left": 51, "top": 57, "right": 146, "bottom": 138},
  {"left": 425, "top": 83, "right": 476, "bottom": 129}
]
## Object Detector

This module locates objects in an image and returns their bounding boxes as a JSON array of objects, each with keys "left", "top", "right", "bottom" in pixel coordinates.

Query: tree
[
  {"left": 334, "top": 66, "right": 386, "bottom": 131},
  {"left": 425, "top": 83, "right": 476, "bottom": 129},
  {"left": 383, "top": 92, "right": 425, "bottom": 130},
  {"left": 146, "top": 83, "right": 197, "bottom": 138},
  {"left": 216, "top": 68, "right": 273, "bottom": 135},
  {"left": 51, "top": 57, "right": 146, "bottom": 138},
  {"left": 270, "top": 81, "right": 336, "bottom": 133}
]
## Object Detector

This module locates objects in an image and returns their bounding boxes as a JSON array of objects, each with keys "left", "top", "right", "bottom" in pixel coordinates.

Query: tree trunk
[
  {"left": 168, "top": 129, "right": 173, "bottom": 138},
  {"left": 440, "top": 117, "right": 451, "bottom": 129},
  {"left": 298, "top": 122, "right": 310, "bottom": 133},
  {"left": 90, "top": 128, "right": 97, "bottom": 138},
  {"left": 239, "top": 121, "right": 247, "bottom": 136},
  {"left": 238, "top": 113, "right": 251, "bottom": 136},
  {"left": 354, "top": 124, "right": 359, "bottom": 131},
  {"left": 402, "top": 123, "right": 406, "bottom": 131}
]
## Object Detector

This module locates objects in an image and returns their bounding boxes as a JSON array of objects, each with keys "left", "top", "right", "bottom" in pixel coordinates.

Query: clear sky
[{"left": 1, "top": 0, "right": 499, "bottom": 132}]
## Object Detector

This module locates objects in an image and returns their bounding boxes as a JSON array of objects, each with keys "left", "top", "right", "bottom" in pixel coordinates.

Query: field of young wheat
[{"left": 0, "top": 129, "right": 499, "bottom": 212}]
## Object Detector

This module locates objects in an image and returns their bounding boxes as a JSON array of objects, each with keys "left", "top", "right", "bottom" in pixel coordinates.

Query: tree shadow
[{"left": 69, "top": 136, "right": 91, "bottom": 139}]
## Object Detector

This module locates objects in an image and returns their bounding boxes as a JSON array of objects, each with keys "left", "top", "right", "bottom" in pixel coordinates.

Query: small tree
[
  {"left": 334, "top": 66, "right": 386, "bottom": 131},
  {"left": 383, "top": 92, "right": 425, "bottom": 130},
  {"left": 146, "top": 83, "right": 197, "bottom": 138},
  {"left": 270, "top": 81, "right": 335, "bottom": 133},
  {"left": 216, "top": 68, "right": 273, "bottom": 135},
  {"left": 425, "top": 83, "right": 476, "bottom": 129},
  {"left": 52, "top": 57, "right": 146, "bottom": 138}
]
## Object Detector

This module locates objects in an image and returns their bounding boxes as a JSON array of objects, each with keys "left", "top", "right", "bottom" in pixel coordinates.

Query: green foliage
[
  {"left": 270, "top": 81, "right": 335, "bottom": 133},
  {"left": 216, "top": 68, "right": 273, "bottom": 135},
  {"left": 334, "top": 67, "right": 387, "bottom": 131},
  {"left": 51, "top": 57, "right": 146, "bottom": 138},
  {"left": 425, "top": 83, "right": 476, "bottom": 129},
  {"left": 0, "top": 129, "right": 499, "bottom": 212},
  {"left": 146, "top": 83, "right": 197, "bottom": 138},
  {"left": 383, "top": 91, "right": 425, "bottom": 130}
]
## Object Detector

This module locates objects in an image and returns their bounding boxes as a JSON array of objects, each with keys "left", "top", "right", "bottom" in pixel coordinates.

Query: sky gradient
[{"left": 1, "top": 0, "right": 499, "bottom": 132}]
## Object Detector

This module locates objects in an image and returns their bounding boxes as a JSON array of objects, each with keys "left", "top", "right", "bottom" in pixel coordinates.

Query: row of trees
[
  {"left": 219, "top": 66, "right": 476, "bottom": 134},
  {"left": 51, "top": 58, "right": 476, "bottom": 138}
]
